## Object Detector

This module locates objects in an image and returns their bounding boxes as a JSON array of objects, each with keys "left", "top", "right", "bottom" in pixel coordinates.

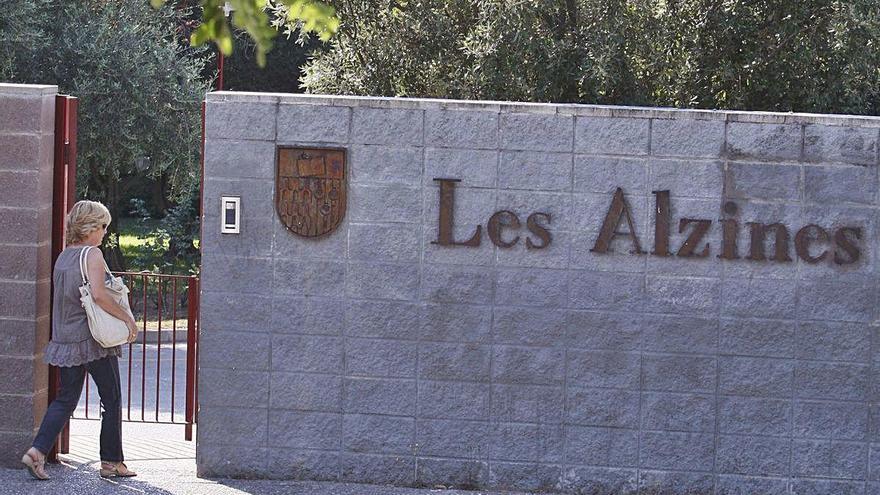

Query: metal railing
[{"left": 72, "top": 272, "right": 200, "bottom": 441}]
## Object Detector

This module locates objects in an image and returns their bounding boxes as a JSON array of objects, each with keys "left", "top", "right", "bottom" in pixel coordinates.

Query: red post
[
  {"left": 48, "top": 95, "right": 77, "bottom": 460},
  {"left": 184, "top": 277, "right": 198, "bottom": 441}
]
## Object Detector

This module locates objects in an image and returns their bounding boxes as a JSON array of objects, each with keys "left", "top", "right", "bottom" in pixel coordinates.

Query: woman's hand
[{"left": 126, "top": 319, "right": 139, "bottom": 344}]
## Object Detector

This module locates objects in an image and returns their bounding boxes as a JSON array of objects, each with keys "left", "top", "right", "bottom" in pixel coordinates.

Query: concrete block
[
  {"left": 566, "top": 386, "right": 639, "bottom": 428},
  {"left": 273, "top": 220, "right": 348, "bottom": 261},
  {"left": 198, "top": 406, "right": 268, "bottom": 445},
  {"left": 270, "top": 296, "right": 343, "bottom": 335},
  {"left": 500, "top": 112, "right": 573, "bottom": 152},
  {"left": 569, "top": 271, "right": 645, "bottom": 312},
  {"left": 498, "top": 151, "right": 572, "bottom": 192},
  {"left": 205, "top": 101, "right": 276, "bottom": 140},
  {"left": 200, "top": 254, "right": 278, "bottom": 296},
  {"left": 419, "top": 342, "right": 491, "bottom": 382},
  {"left": 268, "top": 410, "right": 340, "bottom": 450},
  {"left": 349, "top": 183, "right": 422, "bottom": 223},
  {"left": 641, "top": 315, "right": 718, "bottom": 355},
  {"left": 198, "top": 368, "right": 268, "bottom": 407},
  {"left": 573, "top": 156, "right": 647, "bottom": 195},
  {"left": 641, "top": 392, "right": 715, "bottom": 432},
  {"left": 201, "top": 216, "right": 274, "bottom": 259},
  {"left": 0, "top": 318, "right": 38, "bottom": 357},
  {"left": 726, "top": 162, "right": 801, "bottom": 201},
  {"left": 418, "top": 380, "right": 490, "bottom": 420},
  {"left": 268, "top": 449, "right": 340, "bottom": 481},
  {"left": 644, "top": 275, "right": 721, "bottom": 316},
  {"left": 199, "top": 331, "right": 270, "bottom": 371},
  {"left": 345, "top": 337, "right": 417, "bottom": 378},
  {"left": 421, "top": 265, "right": 494, "bottom": 304},
  {"left": 345, "top": 300, "right": 420, "bottom": 340},
  {"left": 269, "top": 372, "right": 341, "bottom": 412},
  {"left": 722, "top": 278, "right": 798, "bottom": 319},
  {"left": 415, "top": 418, "right": 489, "bottom": 458},
  {"left": 640, "top": 431, "right": 714, "bottom": 471},
  {"left": 794, "top": 362, "right": 869, "bottom": 401},
  {"left": 794, "top": 400, "right": 868, "bottom": 441},
  {"left": 792, "top": 439, "right": 867, "bottom": 480},
  {"left": 716, "top": 475, "right": 789, "bottom": 495},
  {"left": 425, "top": 109, "right": 498, "bottom": 149},
  {"left": 727, "top": 122, "right": 802, "bottom": 161},
  {"left": 0, "top": 95, "right": 44, "bottom": 133},
  {"left": 797, "top": 321, "right": 870, "bottom": 362},
  {"left": 719, "top": 319, "right": 796, "bottom": 358},
  {"left": 641, "top": 354, "right": 715, "bottom": 394},
  {"left": 718, "top": 396, "right": 791, "bottom": 436},
  {"left": 202, "top": 178, "right": 274, "bottom": 220},
  {"left": 790, "top": 478, "right": 866, "bottom": 495},
  {"left": 0, "top": 431, "right": 33, "bottom": 469},
  {"left": 273, "top": 259, "right": 345, "bottom": 297},
  {"left": 495, "top": 230, "right": 570, "bottom": 269},
  {"left": 416, "top": 458, "right": 489, "bottom": 490},
  {"left": 488, "top": 462, "right": 562, "bottom": 493},
  {"left": 425, "top": 147, "right": 497, "bottom": 188},
  {"left": 343, "top": 414, "right": 414, "bottom": 455},
  {"left": 0, "top": 134, "right": 42, "bottom": 171},
  {"left": 804, "top": 124, "right": 878, "bottom": 165},
  {"left": 638, "top": 470, "right": 715, "bottom": 495},
  {"left": 567, "top": 350, "right": 640, "bottom": 390},
  {"left": 494, "top": 268, "right": 568, "bottom": 309},
  {"left": 492, "top": 306, "right": 567, "bottom": 346},
  {"left": 0, "top": 281, "right": 38, "bottom": 320},
  {"left": 349, "top": 144, "right": 422, "bottom": 185},
  {"left": 491, "top": 384, "right": 563, "bottom": 424},
  {"left": 0, "top": 356, "right": 37, "bottom": 394},
  {"left": 559, "top": 466, "right": 637, "bottom": 495},
  {"left": 0, "top": 394, "right": 37, "bottom": 432},
  {"left": 805, "top": 164, "right": 878, "bottom": 205},
  {"left": 0, "top": 207, "right": 40, "bottom": 244},
  {"left": 344, "top": 377, "right": 415, "bottom": 416},
  {"left": 564, "top": 425, "right": 638, "bottom": 467},
  {"left": 574, "top": 116, "right": 650, "bottom": 155},
  {"left": 564, "top": 311, "right": 643, "bottom": 351},
  {"left": 492, "top": 345, "right": 565, "bottom": 385},
  {"left": 346, "top": 262, "right": 420, "bottom": 301},
  {"left": 716, "top": 434, "right": 790, "bottom": 476},
  {"left": 719, "top": 356, "right": 793, "bottom": 397},
  {"left": 201, "top": 291, "right": 272, "bottom": 334},
  {"left": 650, "top": 159, "right": 723, "bottom": 198},
  {"left": 652, "top": 118, "right": 725, "bottom": 158},
  {"left": 490, "top": 423, "right": 563, "bottom": 463},
  {"left": 419, "top": 303, "right": 492, "bottom": 343},
  {"left": 196, "top": 444, "right": 270, "bottom": 478},
  {"left": 277, "top": 103, "right": 350, "bottom": 143},
  {"left": 271, "top": 334, "right": 342, "bottom": 373},
  {"left": 203, "top": 139, "right": 275, "bottom": 180},
  {"left": 0, "top": 171, "right": 40, "bottom": 209},
  {"left": 351, "top": 107, "right": 423, "bottom": 145}
]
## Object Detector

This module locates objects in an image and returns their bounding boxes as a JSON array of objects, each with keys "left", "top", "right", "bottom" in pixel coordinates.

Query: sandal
[
  {"left": 21, "top": 448, "right": 49, "bottom": 480},
  {"left": 100, "top": 461, "right": 137, "bottom": 478}
]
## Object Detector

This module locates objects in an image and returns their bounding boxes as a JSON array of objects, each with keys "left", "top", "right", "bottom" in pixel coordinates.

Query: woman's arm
[{"left": 86, "top": 248, "right": 139, "bottom": 341}]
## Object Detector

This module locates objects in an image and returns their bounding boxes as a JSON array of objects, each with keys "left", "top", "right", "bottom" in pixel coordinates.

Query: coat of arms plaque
[{"left": 276, "top": 147, "right": 346, "bottom": 237}]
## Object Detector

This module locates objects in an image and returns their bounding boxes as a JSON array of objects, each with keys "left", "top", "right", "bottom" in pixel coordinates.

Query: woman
[{"left": 21, "top": 200, "right": 139, "bottom": 480}]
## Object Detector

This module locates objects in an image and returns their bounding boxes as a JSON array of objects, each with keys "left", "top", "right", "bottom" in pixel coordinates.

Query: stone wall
[
  {"left": 0, "top": 83, "right": 57, "bottom": 467},
  {"left": 198, "top": 91, "right": 880, "bottom": 494}
]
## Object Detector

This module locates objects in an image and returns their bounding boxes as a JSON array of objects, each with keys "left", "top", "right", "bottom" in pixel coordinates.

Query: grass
[{"left": 117, "top": 217, "right": 162, "bottom": 262}]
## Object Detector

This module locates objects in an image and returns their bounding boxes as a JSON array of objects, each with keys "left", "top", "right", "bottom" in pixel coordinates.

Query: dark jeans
[{"left": 32, "top": 355, "right": 124, "bottom": 462}]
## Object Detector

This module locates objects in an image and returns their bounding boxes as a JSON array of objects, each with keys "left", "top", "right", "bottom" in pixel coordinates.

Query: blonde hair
[{"left": 65, "top": 200, "right": 111, "bottom": 245}]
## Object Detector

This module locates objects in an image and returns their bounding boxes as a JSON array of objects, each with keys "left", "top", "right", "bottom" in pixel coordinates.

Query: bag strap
[{"left": 79, "top": 246, "right": 113, "bottom": 285}]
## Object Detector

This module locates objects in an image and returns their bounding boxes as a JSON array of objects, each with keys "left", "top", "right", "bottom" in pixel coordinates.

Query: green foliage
[
  {"left": 151, "top": 0, "right": 339, "bottom": 66},
  {"left": 128, "top": 199, "right": 200, "bottom": 274},
  {"left": 4, "top": 0, "right": 210, "bottom": 271},
  {"left": 301, "top": 0, "right": 880, "bottom": 115},
  {"left": 0, "top": 0, "right": 51, "bottom": 80}
]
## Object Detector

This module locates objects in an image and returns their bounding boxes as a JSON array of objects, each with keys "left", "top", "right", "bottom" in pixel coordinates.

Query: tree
[
  {"left": 299, "top": 0, "right": 880, "bottom": 115},
  {"left": 4, "top": 0, "right": 211, "bottom": 272}
]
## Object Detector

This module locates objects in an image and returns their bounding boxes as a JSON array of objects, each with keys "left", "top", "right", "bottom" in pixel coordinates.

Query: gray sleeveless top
[{"left": 44, "top": 246, "right": 121, "bottom": 367}]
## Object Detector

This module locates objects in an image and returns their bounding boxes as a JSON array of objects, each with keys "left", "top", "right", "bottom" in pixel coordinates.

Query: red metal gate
[{"left": 48, "top": 95, "right": 201, "bottom": 462}]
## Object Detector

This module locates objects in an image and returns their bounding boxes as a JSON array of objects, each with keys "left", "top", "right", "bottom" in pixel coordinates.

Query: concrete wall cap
[
  {"left": 0, "top": 83, "right": 58, "bottom": 96},
  {"left": 205, "top": 91, "right": 880, "bottom": 126}
]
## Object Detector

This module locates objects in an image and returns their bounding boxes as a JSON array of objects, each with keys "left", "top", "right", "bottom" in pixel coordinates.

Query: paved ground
[{"left": 1, "top": 420, "right": 531, "bottom": 495}]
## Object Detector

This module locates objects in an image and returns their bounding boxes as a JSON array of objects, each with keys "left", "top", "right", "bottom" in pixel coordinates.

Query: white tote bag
[{"left": 78, "top": 246, "right": 133, "bottom": 348}]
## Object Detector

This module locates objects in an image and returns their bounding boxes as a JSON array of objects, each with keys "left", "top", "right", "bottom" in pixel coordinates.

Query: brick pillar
[{"left": 0, "top": 83, "right": 57, "bottom": 467}]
